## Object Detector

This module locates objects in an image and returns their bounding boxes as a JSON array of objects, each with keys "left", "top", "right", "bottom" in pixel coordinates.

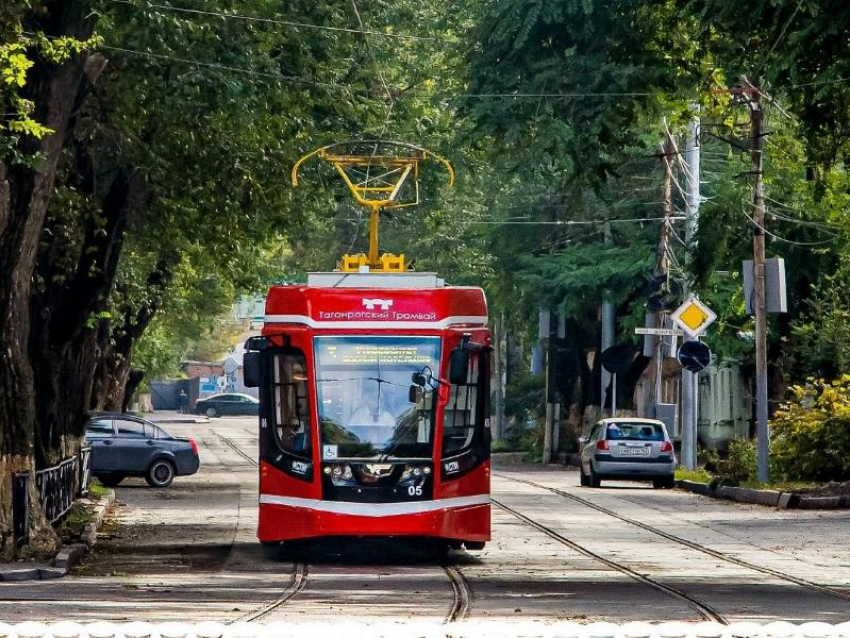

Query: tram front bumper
[{"left": 257, "top": 494, "right": 490, "bottom": 543}]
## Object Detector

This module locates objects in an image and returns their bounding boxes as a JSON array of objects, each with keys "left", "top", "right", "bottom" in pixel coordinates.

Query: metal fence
[
  {"left": 0, "top": 621, "right": 849, "bottom": 638},
  {"left": 11, "top": 446, "right": 92, "bottom": 548}
]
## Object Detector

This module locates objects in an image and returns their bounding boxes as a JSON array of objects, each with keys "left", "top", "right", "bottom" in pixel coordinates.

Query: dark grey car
[{"left": 85, "top": 413, "right": 200, "bottom": 488}]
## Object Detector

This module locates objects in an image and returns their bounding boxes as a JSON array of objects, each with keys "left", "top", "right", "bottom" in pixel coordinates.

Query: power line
[
  {"left": 107, "top": 0, "right": 442, "bottom": 42},
  {"left": 740, "top": 207, "right": 837, "bottom": 247}
]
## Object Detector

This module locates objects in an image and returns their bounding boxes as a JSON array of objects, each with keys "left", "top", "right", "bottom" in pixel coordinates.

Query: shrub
[
  {"left": 713, "top": 438, "right": 757, "bottom": 486},
  {"left": 770, "top": 378, "right": 850, "bottom": 482}
]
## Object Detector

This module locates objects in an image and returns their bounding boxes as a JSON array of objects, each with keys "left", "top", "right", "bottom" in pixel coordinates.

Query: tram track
[
  {"left": 496, "top": 472, "right": 850, "bottom": 604},
  {"left": 491, "top": 497, "right": 727, "bottom": 623},
  {"left": 235, "top": 562, "right": 309, "bottom": 622},
  {"left": 443, "top": 564, "right": 472, "bottom": 622},
  {"left": 215, "top": 431, "right": 471, "bottom": 622}
]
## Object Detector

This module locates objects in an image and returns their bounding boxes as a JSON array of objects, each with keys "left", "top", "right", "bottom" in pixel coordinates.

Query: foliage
[
  {"left": 770, "top": 378, "right": 850, "bottom": 482},
  {"left": 712, "top": 438, "right": 757, "bottom": 487},
  {"left": 790, "top": 269, "right": 850, "bottom": 379}
]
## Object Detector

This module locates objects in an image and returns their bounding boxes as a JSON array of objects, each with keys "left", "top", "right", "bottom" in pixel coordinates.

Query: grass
[
  {"left": 88, "top": 483, "right": 110, "bottom": 498},
  {"left": 675, "top": 467, "right": 712, "bottom": 483}
]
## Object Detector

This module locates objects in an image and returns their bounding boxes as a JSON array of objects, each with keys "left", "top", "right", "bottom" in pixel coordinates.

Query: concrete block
[
  {"left": 777, "top": 492, "right": 800, "bottom": 510},
  {"left": 735, "top": 488, "right": 782, "bottom": 507},
  {"left": 716, "top": 485, "right": 736, "bottom": 500},
  {"left": 715, "top": 486, "right": 781, "bottom": 507},
  {"left": 677, "top": 480, "right": 713, "bottom": 496},
  {"left": 798, "top": 496, "right": 844, "bottom": 509},
  {"left": 0, "top": 566, "right": 40, "bottom": 581},
  {"left": 55, "top": 543, "right": 88, "bottom": 571},
  {"left": 38, "top": 567, "right": 66, "bottom": 580}
]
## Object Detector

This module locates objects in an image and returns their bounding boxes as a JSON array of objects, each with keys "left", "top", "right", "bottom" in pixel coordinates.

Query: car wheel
[
  {"left": 205, "top": 407, "right": 219, "bottom": 418},
  {"left": 146, "top": 459, "right": 176, "bottom": 488},
  {"left": 588, "top": 463, "right": 601, "bottom": 488},
  {"left": 653, "top": 475, "right": 676, "bottom": 489},
  {"left": 579, "top": 464, "right": 589, "bottom": 486},
  {"left": 95, "top": 474, "right": 125, "bottom": 487}
]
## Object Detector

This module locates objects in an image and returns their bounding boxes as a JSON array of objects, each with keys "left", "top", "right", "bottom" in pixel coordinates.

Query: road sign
[
  {"left": 600, "top": 343, "right": 632, "bottom": 374},
  {"left": 635, "top": 327, "right": 684, "bottom": 337},
  {"left": 671, "top": 296, "right": 716, "bottom": 338},
  {"left": 678, "top": 340, "right": 712, "bottom": 373}
]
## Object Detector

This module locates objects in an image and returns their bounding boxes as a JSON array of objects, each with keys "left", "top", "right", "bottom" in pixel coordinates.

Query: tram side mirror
[
  {"left": 408, "top": 385, "right": 423, "bottom": 404},
  {"left": 448, "top": 348, "right": 470, "bottom": 385},
  {"left": 243, "top": 352, "right": 261, "bottom": 388},
  {"left": 411, "top": 371, "right": 428, "bottom": 387}
]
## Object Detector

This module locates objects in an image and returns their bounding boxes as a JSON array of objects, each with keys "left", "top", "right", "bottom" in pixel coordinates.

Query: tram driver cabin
[{"left": 243, "top": 271, "right": 491, "bottom": 550}]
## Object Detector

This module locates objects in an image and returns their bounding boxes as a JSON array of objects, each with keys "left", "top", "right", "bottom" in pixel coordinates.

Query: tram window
[
  {"left": 442, "top": 354, "right": 481, "bottom": 456},
  {"left": 273, "top": 350, "right": 311, "bottom": 457}
]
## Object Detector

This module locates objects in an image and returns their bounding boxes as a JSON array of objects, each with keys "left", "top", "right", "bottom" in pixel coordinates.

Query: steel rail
[
  {"left": 236, "top": 562, "right": 309, "bottom": 622},
  {"left": 443, "top": 564, "right": 472, "bottom": 623},
  {"left": 496, "top": 473, "right": 850, "bottom": 603},
  {"left": 491, "top": 498, "right": 727, "bottom": 624},
  {"left": 215, "top": 432, "right": 309, "bottom": 620}
]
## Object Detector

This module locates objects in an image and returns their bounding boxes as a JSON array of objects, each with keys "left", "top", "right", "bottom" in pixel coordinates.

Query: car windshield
[
  {"left": 606, "top": 422, "right": 665, "bottom": 441},
  {"left": 314, "top": 335, "right": 440, "bottom": 459}
]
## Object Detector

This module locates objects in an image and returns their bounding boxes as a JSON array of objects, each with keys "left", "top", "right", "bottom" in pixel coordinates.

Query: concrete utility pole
[
  {"left": 749, "top": 81, "right": 770, "bottom": 483},
  {"left": 601, "top": 223, "right": 615, "bottom": 417},
  {"left": 680, "top": 112, "right": 701, "bottom": 471},
  {"left": 493, "top": 313, "right": 506, "bottom": 441},
  {"left": 543, "top": 309, "right": 554, "bottom": 463}
]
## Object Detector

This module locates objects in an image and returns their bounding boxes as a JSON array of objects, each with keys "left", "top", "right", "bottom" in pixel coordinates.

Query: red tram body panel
[{"left": 249, "top": 272, "right": 491, "bottom": 546}]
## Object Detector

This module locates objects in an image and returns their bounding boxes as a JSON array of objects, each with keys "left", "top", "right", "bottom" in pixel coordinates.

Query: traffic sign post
[
  {"left": 671, "top": 295, "right": 716, "bottom": 338},
  {"left": 678, "top": 340, "right": 712, "bottom": 373},
  {"left": 670, "top": 296, "right": 716, "bottom": 471}
]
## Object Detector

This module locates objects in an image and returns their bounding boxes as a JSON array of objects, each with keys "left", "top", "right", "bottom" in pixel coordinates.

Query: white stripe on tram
[
  {"left": 262, "top": 314, "right": 488, "bottom": 329},
  {"left": 258, "top": 494, "right": 491, "bottom": 517}
]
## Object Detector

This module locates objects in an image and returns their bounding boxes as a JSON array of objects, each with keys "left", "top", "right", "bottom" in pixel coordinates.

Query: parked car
[
  {"left": 579, "top": 418, "right": 676, "bottom": 489},
  {"left": 195, "top": 393, "right": 259, "bottom": 418},
  {"left": 84, "top": 413, "right": 200, "bottom": 488}
]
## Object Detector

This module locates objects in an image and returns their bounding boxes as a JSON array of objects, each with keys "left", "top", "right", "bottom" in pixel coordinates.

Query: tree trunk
[{"left": 0, "top": 0, "right": 96, "bottom": 554}]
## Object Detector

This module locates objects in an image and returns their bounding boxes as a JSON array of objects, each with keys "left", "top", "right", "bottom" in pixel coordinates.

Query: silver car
[{"left": 579, "top": 418, "right": 676, "bottom": 489}]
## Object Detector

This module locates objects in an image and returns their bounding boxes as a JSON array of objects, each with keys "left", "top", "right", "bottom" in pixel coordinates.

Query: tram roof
[{"left": 306, "top": 272, "right": 445, "bottom": 289}]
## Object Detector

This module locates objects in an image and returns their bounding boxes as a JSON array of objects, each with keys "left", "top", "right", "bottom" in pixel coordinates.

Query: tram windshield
[{"left": 315, "top": 335, "right": 441, "bottom": 459}]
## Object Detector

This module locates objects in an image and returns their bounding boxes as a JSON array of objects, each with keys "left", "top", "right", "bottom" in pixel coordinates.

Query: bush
[
  {"left": 770, "top": 378, "right": 850, "bottom": 482},
  {"left": 697, "top": 447, "right": 720, "bottom": 473},
  {"left": 713, "top": 438, "right": 757, "bottom": 486}
]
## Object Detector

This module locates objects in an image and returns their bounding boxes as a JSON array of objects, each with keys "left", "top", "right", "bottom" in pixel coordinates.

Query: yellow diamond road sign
[{"left": 671, "top": 296, "right": 717, "bottom": 338}]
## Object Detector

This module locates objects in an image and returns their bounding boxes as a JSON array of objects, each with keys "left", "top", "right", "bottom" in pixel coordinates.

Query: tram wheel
[{"left": 464, "top": 541, "right": 485, "bottom": 551}]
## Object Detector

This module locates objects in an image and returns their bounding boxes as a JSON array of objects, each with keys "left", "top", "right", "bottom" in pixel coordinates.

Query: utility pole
[
  {"left": 493, "top": 313, "right": 506, "bottom": 441},
  {"left": 601, "top": 223, "right": 615, "bottom": 417},
  {"left": 749, "top": 80, "right": 770, "bottom": 483},
  {"left": 542, "top": 309, "right": 554, "bottom": 463},
  {"left": 653, "top": 135, "right": 675, "bottom": 413},
  {"left": 681, "top": 111, "right": 701, "bottom": 471}
]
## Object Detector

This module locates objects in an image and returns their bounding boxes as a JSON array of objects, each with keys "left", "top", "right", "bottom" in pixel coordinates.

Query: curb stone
[
  {"left": 0, "top": 488, "right": 115, "bottom": 582},
  {"left": 677, "top": 479, "right": 849, "bottom": 510}
]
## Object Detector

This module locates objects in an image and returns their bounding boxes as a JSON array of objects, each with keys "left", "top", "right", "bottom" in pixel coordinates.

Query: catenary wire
[{"left": 107, "top": 0, "right": 443, "bottom": 42}]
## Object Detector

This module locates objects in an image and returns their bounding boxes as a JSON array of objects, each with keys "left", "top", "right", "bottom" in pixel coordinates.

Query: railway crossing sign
[
  {"left": 671, "top": 296, "right": 716, "bottom": 338},
  {"left": 678, "top": 340, "right": 712, "bottom": 373}
]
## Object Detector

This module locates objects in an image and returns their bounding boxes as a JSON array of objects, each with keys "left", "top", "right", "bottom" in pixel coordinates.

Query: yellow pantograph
[{"left": 292, "top": 141, "right": 454, "bottom": 272}]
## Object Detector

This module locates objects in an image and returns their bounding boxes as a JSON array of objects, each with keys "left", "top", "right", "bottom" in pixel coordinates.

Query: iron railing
[{"left": 11, "top": 446, "right": 92, "bottom": 547}]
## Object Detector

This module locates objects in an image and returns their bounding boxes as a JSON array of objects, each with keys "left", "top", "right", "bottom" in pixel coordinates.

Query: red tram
[{"left": 243, "top": 271, "right": 491, "bottom": 549}]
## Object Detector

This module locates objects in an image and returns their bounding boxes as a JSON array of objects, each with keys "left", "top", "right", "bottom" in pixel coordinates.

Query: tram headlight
[{"left": 323, "top": 466, "right": 332, "bottom": 475}]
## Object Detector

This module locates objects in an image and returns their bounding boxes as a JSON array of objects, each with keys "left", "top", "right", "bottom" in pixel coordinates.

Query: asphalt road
[{"left": 1, "top": 415, "right": 848, "bottom": 624}]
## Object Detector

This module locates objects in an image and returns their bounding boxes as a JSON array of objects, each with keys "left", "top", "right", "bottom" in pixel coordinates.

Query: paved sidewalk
[{"left": 145, "top": 410, "right": 209, "bottom": 424}]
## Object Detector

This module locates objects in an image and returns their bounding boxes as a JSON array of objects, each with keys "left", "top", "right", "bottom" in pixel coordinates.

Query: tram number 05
[{"left": 407, "top": 485, "right": 423, "bottom": 497}]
